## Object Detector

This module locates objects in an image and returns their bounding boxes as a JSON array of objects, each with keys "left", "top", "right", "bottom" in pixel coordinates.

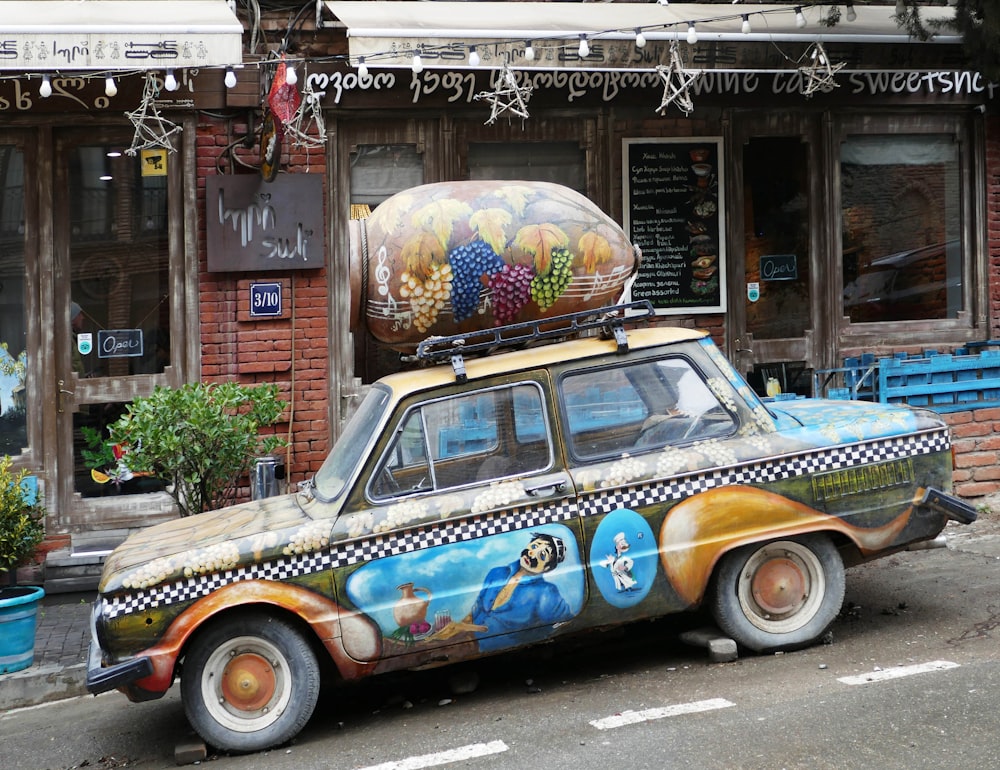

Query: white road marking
[
  {"left": 356, "top": 740, "right": 509, "bottom": 770},
  {"left": 590, "top": 698, "right": 736, "bottom": 730},
  {"left": 837, "top": 660, "right": 960, "bottom": 686}
]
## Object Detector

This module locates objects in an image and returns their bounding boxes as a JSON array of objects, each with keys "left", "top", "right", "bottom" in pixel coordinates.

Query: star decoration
[
  {"left": 655, "top": 41, "right": 700, "bottom": 116},
  {"left": 473, "top": 59, "right": 532, "bottom": 125},
  {"left": 285, "top": 79, "right": 327, "bottom": 150},
  {"left": 125, "top": 73, "right": 182, "bottom": 155},
  {"left": 799, "top": 42, "right": 845, "bottom": 97}
]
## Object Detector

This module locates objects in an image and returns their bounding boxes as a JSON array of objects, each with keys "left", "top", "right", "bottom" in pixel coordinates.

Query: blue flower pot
[{"left": 0, "top": 585, "right": 45, "bottom": 674}]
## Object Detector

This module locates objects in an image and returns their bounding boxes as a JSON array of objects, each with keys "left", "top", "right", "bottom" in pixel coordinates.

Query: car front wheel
[
  {"left": 181, "top": 614, "right": 320, "bottom": 753},
  {"left": 711, "top": 534, "right": 845, "bottom": 652}
]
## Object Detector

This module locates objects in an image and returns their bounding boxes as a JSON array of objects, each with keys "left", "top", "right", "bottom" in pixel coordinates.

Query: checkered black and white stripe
[{"left": 102, "top": 428, "right": 950, "bottom": 620}]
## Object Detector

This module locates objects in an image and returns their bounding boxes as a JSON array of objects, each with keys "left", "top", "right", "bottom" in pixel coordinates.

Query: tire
[
  {"left": 711, "top": 534, "right": 845, "bottom": 653},
  {"left": 181, "top": 614, "right": 320, "bottom": 753}
]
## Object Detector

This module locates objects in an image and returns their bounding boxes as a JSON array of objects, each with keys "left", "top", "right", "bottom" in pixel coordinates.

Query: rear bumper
[{"left": 919, "top": 487, "right": 978, "bottom": 525}]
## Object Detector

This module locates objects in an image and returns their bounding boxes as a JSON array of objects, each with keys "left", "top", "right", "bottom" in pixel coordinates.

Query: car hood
[
  {"left": 767, "top": 398, "right": 944, "bottom": 443},
  {"left": 98, "top": 492, "right": 331, "bottom": 595}
]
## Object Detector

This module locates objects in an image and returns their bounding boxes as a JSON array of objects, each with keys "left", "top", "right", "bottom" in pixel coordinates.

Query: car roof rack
[{"left": 415, "top": 300, "right": 657, "bottom": 382}]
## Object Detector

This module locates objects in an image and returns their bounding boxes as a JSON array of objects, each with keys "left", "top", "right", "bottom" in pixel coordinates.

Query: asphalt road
[{"left": 4, "top": 515, "right": 999, "bottom": 770}]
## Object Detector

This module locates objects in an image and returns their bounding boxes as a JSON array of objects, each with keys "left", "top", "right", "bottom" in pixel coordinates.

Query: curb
[{"left": 0, "top": 663, "right": 88, "bottom": 712}]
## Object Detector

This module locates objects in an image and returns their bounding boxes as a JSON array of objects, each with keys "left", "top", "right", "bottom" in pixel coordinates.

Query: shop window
[
  {"left": 350, "top": 144, "right": 424, "bottom": 208},
  {"left": 468, "top": 142, "right": 585, "bottom": 193},
  {"left": 841, "top": 134, "right": 963, "bottom": 324},
  {"left": 0, "top": 144, "right": 27, "bottom": 456}
]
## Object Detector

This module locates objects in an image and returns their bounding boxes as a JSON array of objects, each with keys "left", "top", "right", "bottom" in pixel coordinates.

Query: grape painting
[{"left": 354, "top": 180, "right": 640, "bottom": 350}]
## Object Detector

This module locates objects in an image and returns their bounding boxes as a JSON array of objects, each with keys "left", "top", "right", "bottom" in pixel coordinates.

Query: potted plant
[{"left": 0, "top": 454, "right": 46, "bottom": 674}]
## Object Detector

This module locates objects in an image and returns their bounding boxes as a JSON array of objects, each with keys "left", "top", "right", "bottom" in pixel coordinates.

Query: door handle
[
  {"left": 525, "top": 480, "right": 567, "bottom": 497},
  {"left": 57, "top": 379, "right": 74, "bottom": 413}
]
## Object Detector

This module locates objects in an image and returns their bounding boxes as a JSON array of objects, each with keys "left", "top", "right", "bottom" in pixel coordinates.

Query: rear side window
[
  {"left": 560, "top": 357, "right": 735, "bottom": 460},
  {"left": 369, "top": 383, "right": 551, "bottom": 500}
]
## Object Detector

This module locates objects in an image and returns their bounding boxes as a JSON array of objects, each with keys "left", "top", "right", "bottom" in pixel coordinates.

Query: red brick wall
[
  {"left": 196, "top": 116, "right": 332, "bottom": 490},
  {"left": 946, "top": 408, "right": 1000, "bottom": 498}
]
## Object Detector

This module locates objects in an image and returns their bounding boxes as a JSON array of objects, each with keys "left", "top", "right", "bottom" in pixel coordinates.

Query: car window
[
  {"left": 369, "top": 382, "right": 551, "bottom": 500},
  {"left": 314, "top": 385, "right": 391, "bottom": 500},
  {"left": 561, "top": 357, "right": 736, "bottom": 459}
]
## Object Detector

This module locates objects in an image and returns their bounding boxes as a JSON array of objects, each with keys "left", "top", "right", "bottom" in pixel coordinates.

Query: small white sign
[
  {"left": 77, "top": 332, "right": 93, "bottom": 356},
  {"left": 747, "top": 282, "right": 760, "bottom": 302}
]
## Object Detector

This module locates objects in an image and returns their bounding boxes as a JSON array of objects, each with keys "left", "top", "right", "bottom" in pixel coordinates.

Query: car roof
[{"left": 377, "top": 324, "right": 709, "bottom": 399}]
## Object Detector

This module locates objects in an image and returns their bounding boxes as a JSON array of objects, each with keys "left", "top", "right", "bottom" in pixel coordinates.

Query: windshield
[{"left": 314, "top": 385, "right": 391, "bottom": 501}]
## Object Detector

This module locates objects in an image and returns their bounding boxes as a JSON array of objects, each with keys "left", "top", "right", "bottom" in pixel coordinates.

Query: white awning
[
  {"left": 325, "top": 1, "right": 961, "bottom": 70},
  {"left": 0, "top": 1, "right": 243, "bottom": 71}
]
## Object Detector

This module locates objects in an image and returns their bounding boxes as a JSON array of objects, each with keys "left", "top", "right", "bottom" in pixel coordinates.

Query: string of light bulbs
[{"left": 3, "top": 1, "right": 915, "bottom": 102}]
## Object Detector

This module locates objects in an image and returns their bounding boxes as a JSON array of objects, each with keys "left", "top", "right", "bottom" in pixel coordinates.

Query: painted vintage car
[{"left": 86, "top": 303, "right": 977, "bottom": 753}]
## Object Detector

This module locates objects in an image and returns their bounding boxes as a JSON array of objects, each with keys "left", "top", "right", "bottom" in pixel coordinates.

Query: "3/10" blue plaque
[{"left": 250, "top": 282, "right": 282, "bottom": 317}]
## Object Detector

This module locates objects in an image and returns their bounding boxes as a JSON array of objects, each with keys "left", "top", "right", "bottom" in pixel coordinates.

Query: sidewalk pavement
[{"left": 0, "top": 590, "right": 93, "bottom": 712}]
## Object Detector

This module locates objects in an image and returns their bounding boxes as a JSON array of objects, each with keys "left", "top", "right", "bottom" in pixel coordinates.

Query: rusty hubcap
[
  {"left": 221, "top": 653, "right": 276, "bottom": 712},
  {"left": 751, "top": 556, "right": 807, "bottom": 616}
]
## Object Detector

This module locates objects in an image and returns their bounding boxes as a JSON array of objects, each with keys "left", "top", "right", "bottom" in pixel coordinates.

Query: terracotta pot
[
  {"left": 392, "top": 582, "right": 432, "bottom": 629},
  {"left": 349, "top": 180, "right": 640, "bottom": 351}
]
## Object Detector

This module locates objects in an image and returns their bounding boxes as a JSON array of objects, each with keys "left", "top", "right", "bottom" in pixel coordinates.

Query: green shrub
[
  {"left": 107, "top": 382, "right": 287, "bottom": 517},
  {"left": 0, "top": 455, "right": 45, "bottom": 575}
]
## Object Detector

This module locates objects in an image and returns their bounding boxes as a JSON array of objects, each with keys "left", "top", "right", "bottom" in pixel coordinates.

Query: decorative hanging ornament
[
  {"left": 285, "top": 77, "right": 327, "bottom": 150},
  {"left": 655, "top": 41, "right": 700, "bottom": 116},
  {"left": 473, "top": 58, "right": 533, "bottom": 125},
  {"left": 125, "top": 72, "right": 182, "bottom": 155},
  {"left": 799, "top": 42, "right": 844, "bottom": 97},
  {"left": 268, "top": 53, "right": 302, "bottom": 126}
]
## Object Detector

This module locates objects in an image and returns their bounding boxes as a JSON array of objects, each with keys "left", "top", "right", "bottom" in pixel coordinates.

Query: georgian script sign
[
  {"left": 97, "top": 329, "right": 144, "bottom": 359},
  {"left": 207, "top": 174, "right": 323, "bottom": 273},
  {"left": 623, "top": 137, "right": 726, "bottom": 314}
]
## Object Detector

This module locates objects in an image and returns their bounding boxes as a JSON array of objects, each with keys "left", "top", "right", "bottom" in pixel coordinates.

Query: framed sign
[
  {"left": 760, "top": 254, "right": 798, "bottom": 281},
  {"left": 622, "top": 137, "right": 726, "bottom": 314},
  {"left": 97, "top": 329, "right": 144, "bottom": 359},
  {"left": 250, "top": 282, "right": 283, "bottom": 317}
]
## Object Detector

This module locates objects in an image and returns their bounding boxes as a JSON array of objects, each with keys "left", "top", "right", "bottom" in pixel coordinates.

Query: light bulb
[
  {"left": 795, "top": 7, "right": 807, "bottom": 28},
  {"left": 895, "top": 0, "right": 905, "bottom": 14},
  {"left": 104, "top": 75, "right": 117, "bottom": 97},
  {"left": 686, "top": 22, "right": 698, "bottom": 45},
  {"left": 224, "top": 66, "right": 237, "bottom": 89},
  {"left": 524, "top": 41, "right": 535, "bottom": 61},
  {"left": 39, "top": 75, "right": 52, "bottom": 98},
  {"left": 357, "top": 57, "right": 369, "bottom": 79},
  {"left": 164, "top": 68, "right": 178, "bottom": 91},
  {"left": 846, "top": 3, "right": 857, "bottom": 22},
  {"left": 412, "top": 53, "right": 423, "bottom": 73},
  {"left": 635, "top": 29, "right": 646, "bottom": 48},
  {"left": 285, "top": 63, "right": 297, "bottom": 85},
  {"left": 468, "top": 45, "right": 480, "bottom": 67},
  {"left": 741, "top": 14, "right": 751, "bottom": 34},
  {"left": 578, "top": 35, "right": 589, "bottom": 58}
]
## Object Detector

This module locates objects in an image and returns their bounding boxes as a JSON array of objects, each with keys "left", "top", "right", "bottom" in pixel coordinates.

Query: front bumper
[{"left": 85, "top": 602, "right": 153, "bottom": 696}]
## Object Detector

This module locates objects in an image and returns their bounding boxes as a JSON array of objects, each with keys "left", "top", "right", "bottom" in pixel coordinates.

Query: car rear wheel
[
  {"left": 711, "top": 534, "right": 845, "bottom": 652},
  {"left": 181, "top": 614, "right": 320, "bottom": 753}
]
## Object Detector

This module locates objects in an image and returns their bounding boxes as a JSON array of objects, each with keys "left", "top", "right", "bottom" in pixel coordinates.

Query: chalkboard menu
[{"left": 622, "top": 138, "right": 726, "bottom": 314}]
